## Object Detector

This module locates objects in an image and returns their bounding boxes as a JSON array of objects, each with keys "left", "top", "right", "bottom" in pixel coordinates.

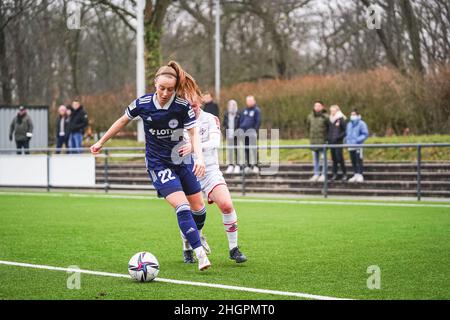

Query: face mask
[{"left": 351, "top": 115, "right": 359, "bottom": 121}]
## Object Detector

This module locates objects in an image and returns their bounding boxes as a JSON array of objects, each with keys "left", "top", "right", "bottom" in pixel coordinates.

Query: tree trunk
[
  {"left": 360, "top": 0, "right": 402, "bottom": 71},
  {"left": 400, "top": 0, "right": 425, "bottom": 74},
  {"left": 12, "top": 19, "right": 28, "bottom": 103},
  {"left": 0, "top": 10, "right": 12, "bottom": 104},
  {"left": 144, "top": 0, "right": 171, "bottom": 88},
  {"left": 250, "top": 3, "right": 288, "bottom": 79}
]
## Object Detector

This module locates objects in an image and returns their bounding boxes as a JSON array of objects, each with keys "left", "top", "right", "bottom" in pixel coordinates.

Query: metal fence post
[
  {"left": 104, "top": 149, "right": 109, "bottom": 193},
  {"left": 46, "top": 150, "right": 50, "bottom": 192},
  {"left": 417, "top": 145, "right": 422, "bottom": 201},
  {"left": 241, "top": 167, "right": 246, "bottom": 196},
  {"left": 323, "top": 146, "right": 328, "bottom": 198}
]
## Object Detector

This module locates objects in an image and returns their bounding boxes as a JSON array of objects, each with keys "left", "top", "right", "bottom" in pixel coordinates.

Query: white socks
[
  {"left": 222, "top": 210, "right": 238, "bottom": 250},
  {"left": 193, "top": 246, "right": 206, "bottom": 259}
]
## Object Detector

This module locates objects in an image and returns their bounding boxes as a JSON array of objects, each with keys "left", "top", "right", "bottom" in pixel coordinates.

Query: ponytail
[{"left": 155, "top": 60, "right": 202, "bottom": 104}]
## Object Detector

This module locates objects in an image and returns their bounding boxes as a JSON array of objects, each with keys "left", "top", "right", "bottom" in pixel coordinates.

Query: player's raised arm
[{"left": 90, "top": 114, "right": 130, "bottom": 154}]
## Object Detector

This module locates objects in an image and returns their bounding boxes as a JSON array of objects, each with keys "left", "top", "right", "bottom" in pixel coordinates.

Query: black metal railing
[{"left": 1, "top": 143, "right": 449, "bottom": 201}]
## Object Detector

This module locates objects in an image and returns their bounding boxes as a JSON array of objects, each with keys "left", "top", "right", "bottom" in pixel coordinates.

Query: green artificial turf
[{"left": 0, "top": 192, "right": 449, "bottom": 300}]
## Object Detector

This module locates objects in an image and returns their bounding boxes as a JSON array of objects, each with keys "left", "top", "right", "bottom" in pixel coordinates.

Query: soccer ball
[{"left": 128, "top": 252, "right": 159, "bottom": 282}]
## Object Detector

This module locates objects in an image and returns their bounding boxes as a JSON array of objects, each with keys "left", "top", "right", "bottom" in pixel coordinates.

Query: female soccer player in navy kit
[{"left": 90, "top": 61, "right": 211, "bottom": 271}]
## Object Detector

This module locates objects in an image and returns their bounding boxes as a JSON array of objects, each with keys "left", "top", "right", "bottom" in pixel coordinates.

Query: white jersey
[{"left": 185, "top": 110, "right": 221, "bottom": 172}]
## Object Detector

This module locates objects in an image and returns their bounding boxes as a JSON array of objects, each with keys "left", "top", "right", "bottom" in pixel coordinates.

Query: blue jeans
[
  {"left": 312, "top": 150, "right": 326, "bottom": 176},
  {"left": 69, "top": 132, "right": 83, "bottom": 153}
]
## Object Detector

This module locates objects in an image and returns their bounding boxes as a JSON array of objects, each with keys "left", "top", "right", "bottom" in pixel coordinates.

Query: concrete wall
[{"left": 0, "top": 154, "right": 95, "bottom": 187}]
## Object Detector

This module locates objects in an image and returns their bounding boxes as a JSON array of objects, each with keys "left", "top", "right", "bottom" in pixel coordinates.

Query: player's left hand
[
  {"left": 193, "top": 158, "right": 205, "bottom": 178},
  {"left": 179, "top": 142, "right": 192, "bottom": 157}
]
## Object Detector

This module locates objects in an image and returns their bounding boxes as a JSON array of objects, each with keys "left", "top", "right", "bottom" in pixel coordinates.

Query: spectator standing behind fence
[
  {"left": 223, "top": 99, "right": 241, "bottom": 174},
  {"left": 55, "top": 105, "right": 70, "bottom": 154},
  {"left": 239, "top": 95, "right": 261, "bottom": 174},
  {"left": 328, "top": 105, "right": 348, "bottom": 181},
  {"left": 69, "top": 99, "right": 88, "bottom": 153},
  {"left": 202, "top": 92, "right": 219, "bottom": 118},
  {"left": 345, "top": 109, "right": 369, "bottom": 183},
  {"left": 306, "top": 101, "right": 329, "bottom": 182},
  {"left": 9, "top": 106, "right": 33, "bottom": 155}
]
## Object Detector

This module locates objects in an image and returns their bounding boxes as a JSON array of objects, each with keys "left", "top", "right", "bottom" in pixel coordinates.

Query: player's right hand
[{"left": 90, "top": 142, "right": 103, "bottom": 154}]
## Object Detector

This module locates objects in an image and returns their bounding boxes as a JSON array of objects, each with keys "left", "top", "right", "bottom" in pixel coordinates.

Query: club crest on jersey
[{"left": 168, "top": 119, "right": 179, "bottom": 129}]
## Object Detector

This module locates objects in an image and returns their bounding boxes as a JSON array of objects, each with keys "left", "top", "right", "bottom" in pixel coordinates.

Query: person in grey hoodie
[{"left": 9, "top": 106, "right": 34, "bottom": 155}]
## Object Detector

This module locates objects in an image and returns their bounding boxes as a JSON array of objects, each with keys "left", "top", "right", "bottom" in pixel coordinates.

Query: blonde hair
[
  {"left": 330, "top": 105, "right": 340, "bottom": 112},
  {"left": 330, "top": 105, "right": 347, "bottom": 120},
  {"left": 155, "top": 61, "right": 202, "bottom": 104}
]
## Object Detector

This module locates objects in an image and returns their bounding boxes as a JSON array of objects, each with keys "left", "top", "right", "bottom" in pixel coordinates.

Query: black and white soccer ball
[{"left": 128, "top": 252, "right": 159, "bottom": 282}]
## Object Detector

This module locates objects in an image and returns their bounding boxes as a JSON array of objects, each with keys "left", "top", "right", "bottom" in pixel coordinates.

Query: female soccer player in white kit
[{"left": 179, "top": 99, "right": 247, "bottom": 264}]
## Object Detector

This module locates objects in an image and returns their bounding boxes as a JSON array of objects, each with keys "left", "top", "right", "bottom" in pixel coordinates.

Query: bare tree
[
  {"left": 0, "top": 0, "right": 38, "bottom": 104},
  {"left": 400, "top": 0, "right": 425, "bottom": 74}
]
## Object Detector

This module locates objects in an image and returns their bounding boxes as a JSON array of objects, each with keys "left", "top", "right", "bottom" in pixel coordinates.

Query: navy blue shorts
[{"left": 148, "top": 162, "right": 201, "bottom": 198}]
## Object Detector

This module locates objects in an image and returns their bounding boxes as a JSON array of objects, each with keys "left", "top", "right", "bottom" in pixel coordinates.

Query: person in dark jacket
[
  {"left": 328, "top": 105, "right": 348, "bottom": 181},
  {"left": 55, "top": 105, "right": 70, "bottom": 154},
  {"left": 9, "top": 106, "right": 33, "bottom": 155},
  {"left": 306, "top": 101, "right": 329, "bottom": 182},
  {"left": 223, "top": 99, "right": 241, "bottom": 174},
  {"left": 239, "top": 95, "right": 261, "bottom": 174},
  {"left": 69, "top": 99, "right": 88, "bottom": 153},
  {"left": 202, "top": 92, "right": 219, "bottom": 118}
]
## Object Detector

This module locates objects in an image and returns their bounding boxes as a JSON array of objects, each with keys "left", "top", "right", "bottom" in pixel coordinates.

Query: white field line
[
  {"left": 0, "top": 260, "right": 350, "bottom": 300},
  {"left": 1, "top": 191, "right": 450, "bottom": 209}
]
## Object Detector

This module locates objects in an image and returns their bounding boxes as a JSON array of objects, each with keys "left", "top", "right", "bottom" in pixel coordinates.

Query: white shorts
[{"left": 199, "top": 169, "right": 227, "bottom": 204}]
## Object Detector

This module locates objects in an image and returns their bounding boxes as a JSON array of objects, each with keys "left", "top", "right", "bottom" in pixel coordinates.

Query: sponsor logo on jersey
[
  {"left": 146, "top": 116, "right": 152, "bottom": 121},
  {"left": 168, "top": 118, "right": 179, "bottom": 129},
  {"left": 149, "top": 128, "right": 174, "bottom": 136}
]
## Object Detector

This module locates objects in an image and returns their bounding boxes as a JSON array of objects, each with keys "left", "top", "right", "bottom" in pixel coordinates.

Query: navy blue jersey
[{"left": 125, "top": 93, "right": 196, "bottom": 170}]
